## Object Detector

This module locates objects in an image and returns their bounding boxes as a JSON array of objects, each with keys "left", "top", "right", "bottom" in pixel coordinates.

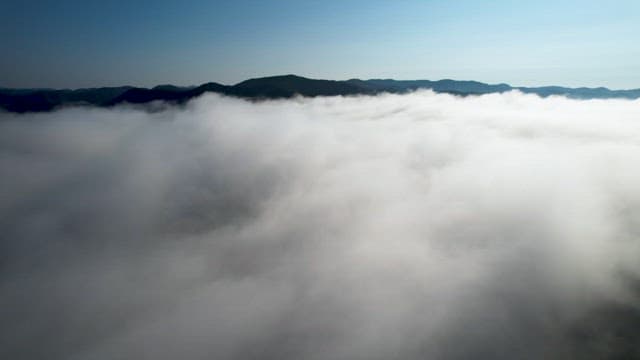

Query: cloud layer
[{"left": 2, "top": 91, "right": 640, "bottom": 359}]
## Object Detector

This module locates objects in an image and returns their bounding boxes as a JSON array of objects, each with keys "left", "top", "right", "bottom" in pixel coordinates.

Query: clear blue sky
[{"left": 2, "top": 0, "right": 639, "bottom": 89}]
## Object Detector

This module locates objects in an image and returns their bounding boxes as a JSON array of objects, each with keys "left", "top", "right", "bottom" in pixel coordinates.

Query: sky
[{"left": 1, "top": 0, "right": 639, "bottom": 89}]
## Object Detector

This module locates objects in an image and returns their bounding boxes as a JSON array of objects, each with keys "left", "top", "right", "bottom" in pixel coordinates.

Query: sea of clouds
[{"left": 1, "top": 91, "right": 640, "bottom": 359}]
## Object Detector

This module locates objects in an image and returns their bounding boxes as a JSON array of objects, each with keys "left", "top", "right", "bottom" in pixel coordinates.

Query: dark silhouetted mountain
[
  {"left": 188, "top": 82, "right": 229, "bottom": 96},
  {"left": 105, "top": 82, "right": 230, "bottom": 106},
  {"left": 2, "top": 75, "right": 639, "bottom": 113},
  {"left": 0, "top": 87, "right": 132, "bottom": 112},
  {"left": 364, "top": 79, "right": 513, "bottom": 94},
  {"left": 107, "top": 88, "right": 191, "bottom": 105},
  {"left": 152, "top": 84, "right": 195, "bottom": 92},
  {"left": 231, "top": 75, "right": 370, "bottom": 98},
  {"left": 516, "top": 86, "right": 640, "bottom": 99}
]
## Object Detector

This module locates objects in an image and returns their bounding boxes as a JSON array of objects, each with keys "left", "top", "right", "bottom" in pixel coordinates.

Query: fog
[{"left": 2, "top": 91, "right": 640, "bottom": 359}]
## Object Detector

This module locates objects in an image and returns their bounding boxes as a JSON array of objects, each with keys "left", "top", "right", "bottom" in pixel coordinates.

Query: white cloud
[{"left": 1, "top": 91, "right": 640, "bottom": 359}]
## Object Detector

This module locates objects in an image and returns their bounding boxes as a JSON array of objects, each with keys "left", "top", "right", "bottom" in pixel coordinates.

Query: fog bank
[{"left": 2, "top": 91, "right": 640, "bottom": 359}]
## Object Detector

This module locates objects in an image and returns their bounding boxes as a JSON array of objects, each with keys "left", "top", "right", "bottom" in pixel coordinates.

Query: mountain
[
  {"left": 0, "top": 87, "right": 132, "bottom": 112},
  {"left": 106, "top": 82, "right": 229, "bottom": 105},
  {"left": 516, "top": 86, "right": 640, "bottom": 99},
  {"left": 359, "top": 79, "right": 513, "bottom": 94},
  {"left": 231, "top": 74, "right": 369, "bottom": 98},
  {"left": 2, "top": 75, "right": 639, "bottom": 113}
]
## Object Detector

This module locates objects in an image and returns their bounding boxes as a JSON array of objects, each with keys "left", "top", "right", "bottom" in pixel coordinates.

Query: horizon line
[{"left": 2, "top": 74, "right": 639, "bottom": 92}]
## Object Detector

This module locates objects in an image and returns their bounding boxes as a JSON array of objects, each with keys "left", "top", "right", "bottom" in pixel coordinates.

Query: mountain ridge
[{"left": 2, "top": 75, "right": 639, "bottom": 113}]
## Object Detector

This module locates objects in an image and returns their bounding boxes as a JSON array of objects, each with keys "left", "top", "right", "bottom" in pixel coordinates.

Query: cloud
[{"left": 1, "top": 91, "right": 640, "bottom": 359}]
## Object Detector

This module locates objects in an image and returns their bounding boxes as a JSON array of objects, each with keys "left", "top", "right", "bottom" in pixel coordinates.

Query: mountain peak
[{"left": 2, "top": 76, "right": 640, "bottom": 113}]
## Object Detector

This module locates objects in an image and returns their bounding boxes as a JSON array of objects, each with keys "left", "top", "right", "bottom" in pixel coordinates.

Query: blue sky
[{"left": 2, "top": 0, "right": 639, "bottom": 88}]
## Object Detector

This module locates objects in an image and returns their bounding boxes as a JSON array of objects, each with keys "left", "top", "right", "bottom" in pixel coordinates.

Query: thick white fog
[{"left": 2, "top": 91, "right": 640, "bottom": 359}]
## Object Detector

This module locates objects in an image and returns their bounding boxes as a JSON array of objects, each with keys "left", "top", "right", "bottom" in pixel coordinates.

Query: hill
[{"left": 2, "top": 75, "right": 639, "bottom": 113}]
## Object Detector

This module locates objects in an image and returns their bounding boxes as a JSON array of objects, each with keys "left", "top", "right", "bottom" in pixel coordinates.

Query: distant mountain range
[{"left": 2, "top": 75, "right": 639, "bottom": 113}]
